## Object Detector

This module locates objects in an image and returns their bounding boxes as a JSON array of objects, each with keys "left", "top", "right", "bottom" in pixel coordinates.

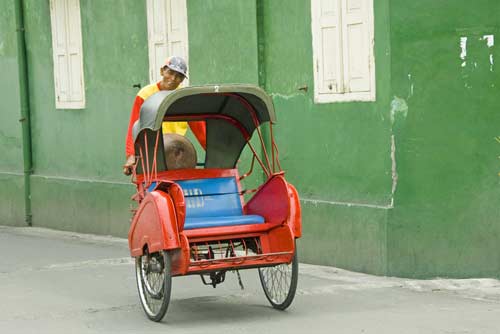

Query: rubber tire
[
  {"left": 135, "top": 250, "right": 172, "bottom": 322},
  {"left": 258, "top": 245, "right": 298, "bottom": 310}
]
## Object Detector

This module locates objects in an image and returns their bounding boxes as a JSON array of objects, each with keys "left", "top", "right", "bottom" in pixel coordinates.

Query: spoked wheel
[
  {"left": 258, "top": 247, "right": 298, "bottom": 310},
  {"left": 135, "top": 250, "right": 172, "bottom": 322}
]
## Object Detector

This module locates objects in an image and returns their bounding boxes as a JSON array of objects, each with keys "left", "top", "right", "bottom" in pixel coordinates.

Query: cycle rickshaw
[{"left": 127, "top": 84, "right": 302, "bottom": 321}]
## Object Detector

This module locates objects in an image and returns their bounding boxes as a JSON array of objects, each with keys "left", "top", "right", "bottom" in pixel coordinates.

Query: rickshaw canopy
[
  {"left": 132, "top": 84, "right": 277, "bottom": 169},
  {"left": 132, "top": 84, "right": 276, "bottom": 141}
]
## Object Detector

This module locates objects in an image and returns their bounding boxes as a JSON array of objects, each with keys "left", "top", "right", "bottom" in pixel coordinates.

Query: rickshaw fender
[
  {"left": 244, "top": 174, "right": 290, "bottom": 224},
  {"left": 170, "top": 233, "right": 190, "bottom": 276},
  {"left": 167, "top": 182, "right": 186, "bottom": 232},
  {"left": 287, "top": 183, "right": 302, "bottom": 238},
  {"left": 263, "top": 224, "right": 295, "bottom": 257},
  {"left": 244, "top": 174, "right": 302, "bottom": 238},
  {"left": 152, "top": 181, "right": 186, "bottom": 232},
  {"left": 128, "top": 190, "right": 181, "bottom": 257}
]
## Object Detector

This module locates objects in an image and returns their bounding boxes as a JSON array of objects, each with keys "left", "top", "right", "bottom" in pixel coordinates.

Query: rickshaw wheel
[
  {"left": 135, "top": 250, "right": 172, "bottom": 322},
  {"left": 258, "top": 246, "right": 298, "bottom": 310}
]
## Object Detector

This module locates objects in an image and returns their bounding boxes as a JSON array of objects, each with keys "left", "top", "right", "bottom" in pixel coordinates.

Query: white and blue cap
[{"left": 163, "top": 56, "right": 188, "bottom": 78}]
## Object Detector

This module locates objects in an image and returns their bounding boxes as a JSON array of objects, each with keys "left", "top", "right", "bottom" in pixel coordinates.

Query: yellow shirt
[{"left": 162, "top": 121, "right": 188, "bottom": 135}]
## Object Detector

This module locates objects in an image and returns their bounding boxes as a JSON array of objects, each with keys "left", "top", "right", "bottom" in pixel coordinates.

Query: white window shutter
[
  {"left": 50, "top": 0, "right": 85, "bottom": 109},
  {"left": 50, "top": 0, "right": 69, "bottom": 103},
  {"left": 147, "top": 0, "right": 168, "bottom": 83},
  {"left": 167, "top": 0, "right": 189, "bottom": 84},
  {"left": 147, "top": 0, "right": 189, "bottom": 85},
  {"left": 311, "top": 0, "right": 375, "bottom": 103},
  {"left": 67, "top": 0, "right": 84, "bottom": 102},
  {"left": 341, "top": 0, "right": 371, "bottom": 93},
  {"left": 312, "top": 0, "right": 343, "bottom": 94}
]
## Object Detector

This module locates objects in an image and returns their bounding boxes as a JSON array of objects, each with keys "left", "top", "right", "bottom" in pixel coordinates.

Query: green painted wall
[
  {"left": 186, "top": 0, "right": 392, "bottom": 273},
  {"left": 187, "top": 0, "right": 266, "bottom": 194},
  {"left": 255, "top": 0, "right": 392, "bottom": 273},
  {"left": 387, "top": 0, "right": 500, "bottom": 278},
  {"left": 302, "top": 202, "right": 388, "bottom": 275},
  {"left": 187, "top": 0, "right": 259, "bottom": 85},
  {"left": 0, "top": 1, "right": 25, "bottom": 226},
  {"left": 25, "top": 0, "right": 147, "bottom": 179},
  {"left": 17, "top": 0, "right": 151, "bottom": 235},
  {"left": 262, "top": 0, "right": 392, "bottom": 203},
  {"left": 1, "top": 0, "right": 499, "bottom": 278},
  {"left": 31, "top": 176, "right": 129, "bottom": 236}
]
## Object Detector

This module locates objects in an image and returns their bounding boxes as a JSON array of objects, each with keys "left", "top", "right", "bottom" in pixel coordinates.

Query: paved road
[{"left": 1, "top": 226, "right": 500, "bottom": 334}]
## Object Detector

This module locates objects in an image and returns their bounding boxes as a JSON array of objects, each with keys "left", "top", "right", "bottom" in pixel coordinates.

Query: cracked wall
[
  {"left": 387, "top": 0, "right": 500, "bottom": 278},
  {"left": 251, "top": 0, "right": 393, "bottom": 274}
]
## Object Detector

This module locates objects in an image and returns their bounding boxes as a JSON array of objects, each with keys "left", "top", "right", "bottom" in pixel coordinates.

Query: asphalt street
[{"left": 1, "top": 225, "right": 500, "bottom": 334}]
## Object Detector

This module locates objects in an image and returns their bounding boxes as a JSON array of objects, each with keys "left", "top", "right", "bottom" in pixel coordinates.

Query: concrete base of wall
[
  {"left": 299, "top": 201, "right": 388, "bottom": 276},
  {"left": 30, "top": 175, "right": 134, "bottom": 238},
  {"left": 0, "top": 173, "right": 26, "bottom": 226}
]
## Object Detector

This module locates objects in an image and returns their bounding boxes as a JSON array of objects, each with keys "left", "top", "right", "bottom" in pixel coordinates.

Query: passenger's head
[{"left": 163, "top": 133, "right": 197, "bottom": 170}]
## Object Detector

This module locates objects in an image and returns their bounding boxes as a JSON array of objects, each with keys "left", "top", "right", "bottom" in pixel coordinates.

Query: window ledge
[
  {"left": 55, "top": 100, "right": 86, "bottom": 109},
  {"left": 314, "top": 91, "right": 375, "bottom": 104}
]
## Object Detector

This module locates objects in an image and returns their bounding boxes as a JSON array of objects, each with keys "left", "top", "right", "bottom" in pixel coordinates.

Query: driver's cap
[{"left": 163, "top": 56, "right": 188, "bottom": 78}]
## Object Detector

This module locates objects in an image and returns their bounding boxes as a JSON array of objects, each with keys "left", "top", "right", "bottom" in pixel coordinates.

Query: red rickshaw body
[
  {"left": 128, "top": 167, "right": 301, "bottom": 276},
  {"left": 127, "top": 85, "right": 301, "bottom": 320}
]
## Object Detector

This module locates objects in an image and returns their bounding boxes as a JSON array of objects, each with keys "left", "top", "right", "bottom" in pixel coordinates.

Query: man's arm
[
  {"left": 123, "top": 96, "right": 144, "bottom": 175},
  {"left": 188, "top": 121, "right": 207, "bottom": 150},
  {"left": 125, "top": 96, "right": 144, "bottom": 157}
]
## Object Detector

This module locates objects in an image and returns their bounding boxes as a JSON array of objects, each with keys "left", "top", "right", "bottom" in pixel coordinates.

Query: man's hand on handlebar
[{"left": 123, "top": 155, "right": 136, "bottom": 175}]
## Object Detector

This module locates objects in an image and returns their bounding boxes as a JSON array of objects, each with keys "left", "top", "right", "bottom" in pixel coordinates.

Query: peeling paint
[
  {"left": 390, "top": 134, "right": 398, "bottom": 203},
  {"left": 407, "top": 73, "right": 414, "bottom": 98},
  {"left": 387, "top": 97, "right": 405, "bottom": 209},
  {"left": 460, "top": 36, "right": 468, "bottom": 60},
  {"left": 390, "top": 96, "right": 408, "bottom": 125},
  {"left": 461, "top": 34, "right": 495, "bottom": 73},
  {"left": 482, "top": 34, "right": 494, "bottom": 48},
  {"left": 269, "top": 92, "right": 300, "bottom": 100},
  {"left": 481, "top": 35, "right": 495, "bottom": 72}
]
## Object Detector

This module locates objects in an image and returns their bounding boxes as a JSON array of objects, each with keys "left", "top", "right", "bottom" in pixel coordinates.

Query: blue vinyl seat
[{"left": 176, "top": 177, "right": 264, "bottom": 230}]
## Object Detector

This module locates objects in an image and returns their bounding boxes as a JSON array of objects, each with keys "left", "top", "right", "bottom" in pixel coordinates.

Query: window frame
[
  {"left": 49, "top": 0, "right": 86, "bottom": 109},
  {"left": 311, "top": 0, "right": 376, "bottom": 104}
]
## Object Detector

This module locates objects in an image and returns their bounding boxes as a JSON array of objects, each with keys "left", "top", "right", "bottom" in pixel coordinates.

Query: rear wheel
[
  {"left": 258, "top": 246, "right": 298, "bottom": 310},
  {"left": 135, "top": 250, "right": 172, "bottom": 322}
]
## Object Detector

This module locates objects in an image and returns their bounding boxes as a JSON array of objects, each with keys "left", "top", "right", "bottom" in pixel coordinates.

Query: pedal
[{"left": 200, "top": 271, "right": 226, "bottom": 288}]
